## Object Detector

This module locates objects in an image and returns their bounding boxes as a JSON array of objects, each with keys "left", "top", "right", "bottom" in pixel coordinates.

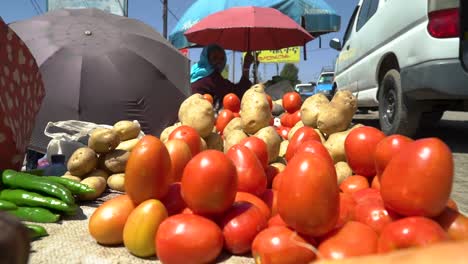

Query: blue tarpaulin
[{"left": 169, "top": 0, "right": 341, "bottom": 49}]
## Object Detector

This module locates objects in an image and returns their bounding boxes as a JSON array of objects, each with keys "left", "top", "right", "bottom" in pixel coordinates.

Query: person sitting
[{"left": 190, "top": 44, "right": 254, "bottom": 111}]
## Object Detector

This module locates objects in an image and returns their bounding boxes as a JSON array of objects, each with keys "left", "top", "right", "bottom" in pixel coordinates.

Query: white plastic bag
[{"left": 44, "top": 120, "right": 144, "bottom": 163}]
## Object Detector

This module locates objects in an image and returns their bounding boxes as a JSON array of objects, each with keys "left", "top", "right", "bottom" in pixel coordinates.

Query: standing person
[{"left": 190, "top": 44, "right": 255, "bottom": 111}]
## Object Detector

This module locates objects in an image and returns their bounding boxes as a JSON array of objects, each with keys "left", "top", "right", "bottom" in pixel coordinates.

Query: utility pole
[{"left": 163, "top": 0, "right": 168, "bottom": 38}]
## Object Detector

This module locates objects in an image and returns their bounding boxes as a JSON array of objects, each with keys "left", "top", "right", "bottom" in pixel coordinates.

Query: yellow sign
[{"left": 243, "top": 47, "right": 301, "bottom": 63}]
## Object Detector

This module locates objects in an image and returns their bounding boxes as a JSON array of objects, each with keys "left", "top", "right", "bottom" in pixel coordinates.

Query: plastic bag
[{"left": 44, "top": 120, "right": 144, "bottom": 163}]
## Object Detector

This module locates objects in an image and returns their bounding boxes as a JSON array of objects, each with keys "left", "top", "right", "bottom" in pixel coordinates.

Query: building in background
[{"left": 47, "top": 0, "right": 128, "bottom": 16}]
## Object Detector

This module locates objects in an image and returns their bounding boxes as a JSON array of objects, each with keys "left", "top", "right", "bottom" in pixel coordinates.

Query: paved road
[{"left": 353, "top": 111, "right": 468, "bottom": 214}]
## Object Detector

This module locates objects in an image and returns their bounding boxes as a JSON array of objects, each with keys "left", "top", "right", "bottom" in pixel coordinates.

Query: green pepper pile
[{"left": 0, "top": 169, "right": 96, "bottom": 240}]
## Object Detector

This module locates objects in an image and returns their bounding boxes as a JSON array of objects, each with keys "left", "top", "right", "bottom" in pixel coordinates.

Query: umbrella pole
[{"left": 253, "top": 53, "right": 258, "bottom": 84}]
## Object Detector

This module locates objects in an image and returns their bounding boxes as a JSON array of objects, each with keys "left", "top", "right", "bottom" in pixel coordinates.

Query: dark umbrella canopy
[{"left": 9, "top": 8, "right": 190, "bottom": 153}]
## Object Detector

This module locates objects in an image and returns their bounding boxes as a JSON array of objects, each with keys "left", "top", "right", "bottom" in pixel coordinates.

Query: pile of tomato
[{"left": 88, "top": 92, "right": 467, "bottom": 264}]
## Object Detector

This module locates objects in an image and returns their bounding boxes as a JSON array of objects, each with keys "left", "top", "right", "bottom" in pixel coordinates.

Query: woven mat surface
[{"left": 28, "top": 191, "right": 255, "bottom": 264}]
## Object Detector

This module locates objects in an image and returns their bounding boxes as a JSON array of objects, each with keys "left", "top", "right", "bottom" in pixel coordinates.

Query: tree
[{"left": 280, "top": 63, "right": 301, "bottom": 86}]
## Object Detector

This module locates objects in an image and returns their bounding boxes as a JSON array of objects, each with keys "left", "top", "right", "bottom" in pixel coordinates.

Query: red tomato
[
  {"left": 345, "top": 126, "right": 386, "bottom": 178},
  {"left": 265, "top": 165, "right": 279, "bottom": 189},
  {"left": 276, "top": 126, "right": 290, "bottom": 140},
  {"left": 339, "top": 175, "right": 370, "bottom": 194},
  {"left": 160, "top": 182, "right": 187, "bottom": 216},
  {"left": 252, "top": 226, "right": 316, "bottom": 264},
  {"left": 155, "top": 214, "right": 223, "bottom": 264},
  {"left": 285, "top": 126, "right": 321, "bottom": 162},
  {"left": 336, "top": 192, "right": 357, "bottom": 228},
  {"left": 272, "top": 171, "right": 283, "bottom": 191},
  {"left": 235, "top": 192, "right": 271, "bottom": 220},
  {"left": 239, "top": 136, "right": 269, "bottom": 170},
  {"left": 278, "top": 152, "right": 339, "bottom": 236},
  {"left": 282, "top": 92, "right": 302, "bottom": 113},
  {"left": 227, "top": 145, "right": 267, "bottom": 196},
  {"left": 318, "top": 221, "right": 378, "bottom": 260},
  {"left": 294, "top": 140, "right": 334, "bottom": 167},
  {"left": 215, "top": 109, "right": 235, "bottom": 134},
  {"left": 352, "top": 188, "right": 383, "bottom": 205},
  {"left": 203, "top": 93, "right": 214, "bottom": 104},
  {"left": 268, "top": 214, "right": 287, "bottom": 227},
  {"left": 380, "top": 138, "right": 453, "bottom": 217},
  {"left": 371, "top": 175, "right": 381, "bottom": 190},
  {"left": 374, "top": 134, "right": 413, "bottom": 178},
  {"left": 223, "top": 93, "right": 241, "bottom": 113},
  {"left": 125, "top": 135, "right": 172, "bottom": 204},
  {"left": 280, "top": 113, "right": 292, "bottom": 127},
  {"left": 221, "top": 201, "right": 268, "bottom": 254},
  {"left": 289, "top": 110, "right": 302, "bottom": 127},
  {"left": 168, "top": 125, "right": 202, "bottom": 157},
  {"left": 233, "top": 112, "right": 240, "bottom": 118},
  {"left": 261, "top": 189, "right": 278, "bottom": 217},
  {"left": 181, "top": 150, "right": 237, "bottom": 215},
  {"left": 165, "top": 139, "right": 192, "bottom": 182},
  {"left": 434, "top": 206, "right": 468, "bottom": 241},
  {"left": 354, "top": 201, "right": 396, "bottom": 234},
  {"left": 447, "top": 198, "right": 459, "bottom": 211},
  {"left": 377, "top": 216, "right": 449, "bottom": 253},
  {"left": 266, "top": 94, "right": 273, "bottom": 111}
]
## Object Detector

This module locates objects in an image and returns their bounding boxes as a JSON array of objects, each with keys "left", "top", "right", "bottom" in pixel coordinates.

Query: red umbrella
[{"left": 184, "top": 6, "right": 314, "bottom": 52}]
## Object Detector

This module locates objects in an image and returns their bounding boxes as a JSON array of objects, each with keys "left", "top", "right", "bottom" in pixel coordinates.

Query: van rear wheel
[{"left": 378, "top": 69, "right": 421, "bottom": 137}]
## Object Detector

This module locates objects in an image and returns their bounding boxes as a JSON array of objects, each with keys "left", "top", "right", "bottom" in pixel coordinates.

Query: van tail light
[{"left": 428, "top": 8, "right": 459, "bottom": 38}]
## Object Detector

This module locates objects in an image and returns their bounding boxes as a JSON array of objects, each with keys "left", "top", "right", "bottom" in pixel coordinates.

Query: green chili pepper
[
  {"left": 25, "top": 224, "right": 48, "bottom": 240},
  {"left": 41, "top": 176, "right": 95, "bottom": 195},
  {"left": 0, "top": 189, "right": 77, "bottom": 214},
  {"left": 8, "top": 206, "right": 60, "bottom": 223},
  {"left": 2, "top": 170, "right": 75, "bottom": 205},
  {"left": 0, "top": 199, "right": 17, "bottom": 210}
]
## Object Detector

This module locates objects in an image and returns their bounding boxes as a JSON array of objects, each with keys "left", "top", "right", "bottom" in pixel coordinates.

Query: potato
[
  {"left": 223, "top": 130, "right": 248, "bottom": 153},
  {"left": 67, "top": 147, "right": 98, "bottom": 177},
  {"left": 223, "top": 117, "right": 242, "bottom": 137},
  {"left": 107, "top": 173, "right": 125, "bottom": 192},
  {"left": 112, "top": 120, "right": 141, "bottom": 141},
  {"left": 85, "top": 169, "right": 110, "bottom": 180},
  {"left": 317, "top": 90, "right": 357, "bottom": 136},
  {"left": 279, "top": 140, "right": 289, "bottom": 158},
  {"left": 160, "top": 123, "right": 181, "bottom": 143},
  {"left": 240, "top": 84, "right": 272, "bottom": 134},
  {"left": 270, "top": 162, "right": 286, "bottom": 173},
  {"left": 300, "top": 93, "right": 330, "bottom": 128},
  {"left": 116, "top": 138, "right": 140, "bottom": 152},
  {"left": 254, "top": 126, "right": 282, "bottom": 163},
  {"left": 324, "top": 130, "right": 350, "bottom": 164},
  {"left": 88, "top": 128, "right": 120, "bottom": 154},
  {"left": 335, "top": 161, "right": 353, "bottom": 184},
  {"left": 200, "top": 137, "right": 208, "bottom": 151},
  {"left": 315, "top": 129, "right": 327, "bottom": 144},
  {"left": 103, "top": 150, "right": 130, "bottom": 173},
  {"left": 178, "top": 94, "right": 215, "bottom": 138},
  {"left": 288, "top": 121, "right": 304, "bottom": 140},
  {"left": 78, "top": 176, "right": 107, "bottom": 201},
  {"left": 61, "top": 174, "right": 81, "bottom": 182},
  {"left": 204, "top": 132, "right": 223, "bottom": 151}
]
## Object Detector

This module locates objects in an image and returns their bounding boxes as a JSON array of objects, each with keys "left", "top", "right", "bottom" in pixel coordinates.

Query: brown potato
[
  {"left": 317, "top": 90, "right": 357, "bottom": 136},
  {"left": 335, "top": 161, "right": 353, "bottom": 184},
  {"left": 85, "top": 169, "right": 110, "bottom": 180},
  {"left": 61, "top": 175, "right": 81, "bottom": 182},
  {"left": 315, "top": 129, "right": 327, "bottom": 143},
  {"left": 112, "top": 120, "right": 141, "bottom": 141},
  {"left": 223, "top": 130, "right": 248, "bottom": 153},
  {"left": 88, "top": 128, "right": 120, "bottom": 154},
  {"left": 279, "top": 140, "right": 289, "bottom": 158},
  {"left": 300, "top": 93, "right": 330, "bottom": 128},
  {"left": 67, "top": 147, "right": 98, "bottom": 177},
  {"left": 223, "top": 117, "right": 242, "bottom": 137},
  {"left": 270, "top": 162, "right": 286, "bottom": 173},
  {"left": 103, "top": 150, "right": 130, "bottom": 173},
  {"left": 107, "top": 173, "right": 125, "bottom": 192},
  {"left": 200, "top": 137, "right": 208, "bottom": 151},
  {"left": 254, "top": 126, "right": 281, "bottom": 163},
  {"left": 178, "top": 94, "right": 215, "bottom": 138},
  {"left": 160, "top": 123, "right": 182, "bottom": 143},
  {"left": 78, "top": 176, "right": 107, "bottom": 201},
  {"left": 240, "top": 84, "right": 272, "bottom": 135},
  {"left": 204, "top": 132, "right": 223, "bottom": 151},
  {"left": 288, "top": 121, "right": 304, "bottom": 140},
  {"left": 116, "top": 138, "right": 140, "bottom": 152}
]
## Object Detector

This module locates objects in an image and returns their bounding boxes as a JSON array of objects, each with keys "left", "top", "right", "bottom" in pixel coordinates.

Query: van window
[
  {"left": 356, "top": 0, "right": 372, "bottom": 31},
  {"left": 343, "top": 6, "right": 359, "bottom": 45},
  {"left": 357, "top": 0, "right": 379, "bottom": 31}
]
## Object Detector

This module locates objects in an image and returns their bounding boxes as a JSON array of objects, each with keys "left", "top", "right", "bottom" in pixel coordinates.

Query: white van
[{"left": 330, "top": 0, "right": 468, "bottom": 136}]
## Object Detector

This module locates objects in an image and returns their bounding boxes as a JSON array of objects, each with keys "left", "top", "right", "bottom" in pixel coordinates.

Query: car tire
[{"left": 378, "top": 69, "right": 421, "bottom": 136}]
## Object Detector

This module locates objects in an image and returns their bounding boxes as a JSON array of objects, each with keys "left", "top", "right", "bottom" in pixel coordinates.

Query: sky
[{"left": 0, "top": 0, "right": 359, "bottom": 83}]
